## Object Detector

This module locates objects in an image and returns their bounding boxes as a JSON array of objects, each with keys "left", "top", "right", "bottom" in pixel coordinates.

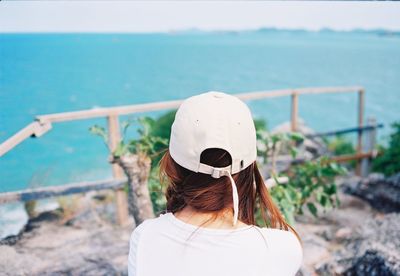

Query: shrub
[
  {"left": 373, "top": 122, "right": 400, "bottom": 176},
  {"left": 256, "top": 130, "right": 346, "bottom": 225},
  {"left": 24, "top": 200, "right": 37, "bottom": 219},
  {"left": 89, "top": 117, "right": 169, "bottom": 167},
  {"left": 327, "top": 135, "right": 356, "bottom": 168},
  {"left": 56, "top": 195, "right": 82, "bottom": 223},
  {"left": 328, "top": 135, "right": 356, "bottom": 156},
  {"left": 278, "top": 158, "right": 346, "bottom": 224},
  {"left": 254, "top": 118, "right": 268, "bottom": 132}
]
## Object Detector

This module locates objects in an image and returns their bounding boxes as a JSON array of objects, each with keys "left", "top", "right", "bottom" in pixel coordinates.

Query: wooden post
[
  {"left": 107, "top": 115, "right": 129, "bottom": 226},
  {"left": 360, "top": 117, "right": 377, "bottom": 177},
  {"left": 355, "top": 89, "right": 365, "bottom": 176},
  {"left": 291, "top": 92, "right": 299, "bottom": 132}
]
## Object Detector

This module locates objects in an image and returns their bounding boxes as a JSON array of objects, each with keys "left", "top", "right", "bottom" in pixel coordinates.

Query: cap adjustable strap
[
  {"left": 226, "top": 173, "right": 239, "bottom": 226},
  {"left": 198, "top": 163, "right": 239, "bottom": 226}
]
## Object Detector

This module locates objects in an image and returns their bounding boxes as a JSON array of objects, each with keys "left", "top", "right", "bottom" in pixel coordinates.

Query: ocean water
[{"left": 0, "top": 30, "right": 400, "bottom": 195}]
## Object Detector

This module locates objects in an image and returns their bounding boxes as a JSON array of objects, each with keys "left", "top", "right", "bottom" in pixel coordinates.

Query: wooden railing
[{"left": 0, "top": 86, "right": 369, "bottom": 225}]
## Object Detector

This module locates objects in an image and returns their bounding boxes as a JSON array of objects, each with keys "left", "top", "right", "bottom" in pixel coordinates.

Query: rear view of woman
[{"left": 128, "top": 91, "right": 303, "bottom": 276}]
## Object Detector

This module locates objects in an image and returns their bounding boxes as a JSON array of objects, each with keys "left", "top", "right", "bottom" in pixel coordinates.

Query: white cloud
[{"left": 1, "top": 1, "right": 400, "bottom": 33}]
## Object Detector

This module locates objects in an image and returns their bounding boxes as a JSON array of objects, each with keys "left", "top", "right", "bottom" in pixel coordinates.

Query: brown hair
[{"left": 159, "top": 148, "right": 300, "bottom": 241}]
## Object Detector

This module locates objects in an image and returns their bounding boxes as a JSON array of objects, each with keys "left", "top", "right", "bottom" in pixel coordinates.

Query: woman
[{"left": 128, "top": 91, "right": 303, "bottom": 276}]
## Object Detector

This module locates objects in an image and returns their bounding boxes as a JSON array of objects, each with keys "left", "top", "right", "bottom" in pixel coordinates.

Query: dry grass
[{"left": 56, "top": 195, "right": 83, "bottom": 224}]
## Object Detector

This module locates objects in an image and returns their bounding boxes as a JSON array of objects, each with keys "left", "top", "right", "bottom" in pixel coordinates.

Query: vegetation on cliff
[{"left": 90, "top": 111, "right": 346, "bottom": 226}]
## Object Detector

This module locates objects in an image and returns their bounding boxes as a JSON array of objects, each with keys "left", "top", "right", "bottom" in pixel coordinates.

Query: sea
[{"left": 0, "top": 29, "right": 399, "bottom": 238}]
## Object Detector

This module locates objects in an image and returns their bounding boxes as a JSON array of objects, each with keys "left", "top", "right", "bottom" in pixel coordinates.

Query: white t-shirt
[{"left": 128, "top": 212, "right": 303, "bottom": 276}]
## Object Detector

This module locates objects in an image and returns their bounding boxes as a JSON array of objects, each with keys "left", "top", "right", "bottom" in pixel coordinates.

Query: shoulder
[
  {"left": 259, "top": 228, "right": 303, "bottom": 273},
  {"left": 129, "top": 213, "right": 171, "bottom": 243},
  {"left": 261, "top": 227, "right": 301, "bottom": 246},
  {"left": 260, "top": 227, "right": 302, "bottom": 254},
  {"left": 130, "top": 215, "right": 166, "bottom": 242},
  {"left": 129, "top": 219, "right": 152, "bottom": 257},
  {"left": 128, "top": 215, "right": 169, "bottom": 276}
]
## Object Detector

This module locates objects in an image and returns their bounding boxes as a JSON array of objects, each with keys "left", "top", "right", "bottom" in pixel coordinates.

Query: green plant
[
  {"left": 90, "top": 115, "right": 169, "bottom": 220},
  {"left": 256, "top": 130, "right": 346, "bottom": 225},
  {"left": 256, "top": 129, "right": 304, "bottom": 176},
  {"left": 373, "top": 121, "right": 400, "bottom": 176},
  {"left": 144, "top": 111, "right": 176, "bottom": 166},
  {"left": 148, "top": 167, "right": 167, "bottom": 214},
  {"left": 270, "top": 158, "right": 346, "bottom": 225},
  {"left": 149, "top": 110, "right": 176, "bottom": 141},
  {"left": 89, "top": 117, "right": 169, "bottom": 166},
  {"left": 254, "top": 118, "right": 268, "bottom": 132}
]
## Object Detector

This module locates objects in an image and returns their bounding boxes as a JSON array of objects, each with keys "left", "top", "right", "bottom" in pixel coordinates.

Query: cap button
[{"left": 213, "top": 92, "right": 225, "bottom": 99}]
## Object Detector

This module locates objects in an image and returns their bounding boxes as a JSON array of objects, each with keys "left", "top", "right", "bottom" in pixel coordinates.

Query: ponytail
[{"left": 160, "top": 150, "right": 301, "bottom": 242}]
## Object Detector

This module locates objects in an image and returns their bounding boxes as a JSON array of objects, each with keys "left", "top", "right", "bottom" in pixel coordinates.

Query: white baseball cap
[{"left": 169, "top": 91, "right": 257, "bottom": 225}]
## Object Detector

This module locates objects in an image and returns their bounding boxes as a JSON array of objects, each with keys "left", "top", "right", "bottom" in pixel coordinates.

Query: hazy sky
[{"left": 1, "top": 1, "right": 400, "bottom": 33}]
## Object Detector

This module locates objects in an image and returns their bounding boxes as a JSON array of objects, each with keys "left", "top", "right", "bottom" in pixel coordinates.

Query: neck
[{"left": 174, "top": 205, "right": 248, "bottom": 229}]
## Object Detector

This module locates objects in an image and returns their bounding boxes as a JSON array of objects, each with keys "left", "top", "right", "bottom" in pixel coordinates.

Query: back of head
[{"left": 159, "top": 91, "right": 298, "bottom": 236}]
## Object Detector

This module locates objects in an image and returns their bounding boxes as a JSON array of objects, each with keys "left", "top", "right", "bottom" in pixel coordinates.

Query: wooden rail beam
[
  {"left": 0, "top": 122, "right": 51, "bottom": 157},
  {"left": 0, "top": 178, "right": 127, "bottom": 205},
  {"left": 236, "top": 86, "right": 362, "bottom": 101},
  {"left": 36, "top": 100, "right": 183, "bottom": 124},
  {"left": 294, "top": 86, "right": 363, "bottom": 95},
  {"left": 330, "top": 152, "right": 374, "bottom": 163}
]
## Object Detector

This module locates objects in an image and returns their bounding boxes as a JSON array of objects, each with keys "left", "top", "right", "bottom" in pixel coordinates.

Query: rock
[
  {"left": 0, "top": 211, "right": 61, "bottom": 246},
  {"left": 271, "top": 119, "right": 329, "bottom": 159},
  {"left": 0, "top": 197, "right": 133, "bottom": 275},
  {"left": 346, "top": 250, "right": 398, "bottom": 276},
  {"left": 0, "top": 246, "right": 29, "bottom": 275},
  {"left": 318, "top": 228, "right": 334, "bottom": 241},
  {"left": 40, "top": 256, "right": 126, "bottom": 276},
  {"left": 342, "top": 172, "right": 400, "bottom": 213},
  {"left": 299, "top": 232, "right": 332, "bottom": 271},
  {"left": 334, "top": 227, "right": 352, "bottom": 242},
  {"left": 259, "top": 120, "right": 330, "bottom": 177},
  {"left": 295, "top": 265, "right": 313, "bottom": 276},
  {"left": 25, "top": 210, "right": 61, "bottom": 230},
  {"left": 318, "top": 213, "right": 400, "bottom": 275},
  {"left": 0, "top": 233, "right": 23, "bottom": 246}
]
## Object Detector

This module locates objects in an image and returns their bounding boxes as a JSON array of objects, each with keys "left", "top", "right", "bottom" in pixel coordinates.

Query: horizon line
[{"left": 2, "top": 26, "right": 400, "bottom": 35}]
